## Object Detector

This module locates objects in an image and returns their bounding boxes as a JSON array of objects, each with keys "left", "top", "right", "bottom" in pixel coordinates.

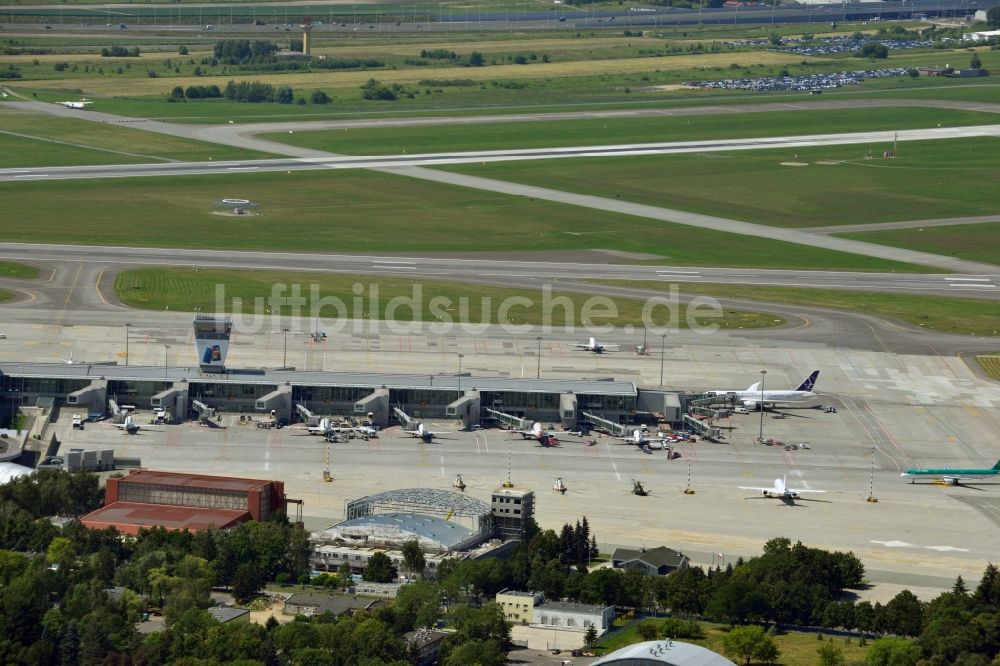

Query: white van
[{"left": 733, "top": 407, "right": 750, "bottom": 415}]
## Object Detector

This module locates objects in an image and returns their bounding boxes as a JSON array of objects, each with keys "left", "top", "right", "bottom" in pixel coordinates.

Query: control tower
[{"left": 192, "top": 315, "right": 232, "bottom": 372}]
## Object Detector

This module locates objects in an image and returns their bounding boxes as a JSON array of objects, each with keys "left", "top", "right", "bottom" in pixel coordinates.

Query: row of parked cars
[{"left": 688, "top": 67, "right": 912, "bottom": 92}]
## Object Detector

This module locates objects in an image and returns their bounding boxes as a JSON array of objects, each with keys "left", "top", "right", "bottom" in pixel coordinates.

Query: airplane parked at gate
[
  {"left": 901, "top": 461, "right": 1000, "bottom": 485},
  {"left": 404, "top": 422, "right": 447, "bottom": 442},
  {"left": 710, "top": 371, "right": 820, "bottom": 410},
  {"left": 517, "top": 422, "right": 559, "bottom": 446},
  {"left": 619, "top": 429, "right": 668, "bottom": 448},
  {"left": 113, "top": 415, "right": 140, "bottom": 435},
  {"left": 740, "top": 475, "right": 826, "bottom": 504},
  {"left": 575, "top": 337, "right": 620, "bottom": 354}
]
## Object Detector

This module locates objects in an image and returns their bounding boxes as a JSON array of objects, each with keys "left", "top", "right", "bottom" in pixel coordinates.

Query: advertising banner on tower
[{"left": 196, "top": 339, "right": 229, "bottom": 367}]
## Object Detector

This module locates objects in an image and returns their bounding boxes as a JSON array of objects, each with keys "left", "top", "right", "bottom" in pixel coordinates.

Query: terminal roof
[
  {"left": 0, "top": 363, "right": 636, "bottom": 395},
  {"left": 119, "top": 469, "right": 275, "bottom": 493}
]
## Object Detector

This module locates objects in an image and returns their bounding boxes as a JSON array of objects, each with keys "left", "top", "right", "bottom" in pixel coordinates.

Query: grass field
[
  {"left": 837, "top": 222, "right": 1000, "bottom": 267},
  {"left": 591, "top": 281, "right": 1000, "bottom": 337},
  {"left": 977, "top": 355, "right": 1000, "bottom": 380},
  {"left": 442, "top": 136, "right": 1000, "bottom": 229},
  {"left": 0, "top": 261, "right": 41, "bottom": 280},
  {"left": 596, "top": 620, "right": 870, "bottom": 665},
  {"left": 113, "top": 267, "right": 785, "bottom": 330},
  {"left": 0, "top": 107, "right": 275, "bottom": 165},
  {"left": 0, "top": 171, "right": 931, "bottom": 272},
  {"left": 264, "top": 106, "right": 998, "bottom": 155}
]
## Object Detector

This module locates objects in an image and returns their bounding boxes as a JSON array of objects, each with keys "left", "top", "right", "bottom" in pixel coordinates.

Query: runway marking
[
  {"left": 944, "top": 277, "right": 991, "bottom": 281},
  {"left": 94, "top": 268, "right": 110, "bottom": 306},
  {"left": 13, "top": 174, "right": 49, "bottom": 178},
  {"left": 604, "top": 440, "right": 621, "bottom": 481},
  {"left": 372, "top": 260, "right": 416, "bottom": 265},
  {"left": 226, "top": 166, "right": 259, "bottom": 171}
]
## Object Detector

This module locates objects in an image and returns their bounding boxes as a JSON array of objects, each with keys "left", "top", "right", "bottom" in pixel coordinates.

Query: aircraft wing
[
  {"left": 738, "top": 486, "right": 775, "bottom": 493},
  {"left": 789, "top": 488, "right": 826, "bottom": 494}
]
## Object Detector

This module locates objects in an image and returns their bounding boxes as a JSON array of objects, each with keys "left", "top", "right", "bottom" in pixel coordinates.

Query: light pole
[
  {"left": 758, "top": 370, "right": 767, "bottom": 442},
  {"left": 281, "top": 327, "right": 289, "bottom": 369},
  {"left": 659, "top": 335, "right": 666, "bottom": 387},
  {"left": 535, "top": 336, "right": 542, "bottom": 379},
  {"left": 457, "top": 353, "right": 464, "bottom": 395},
  {"left": 164, "top": 345, "right": 171, "bottom": 379},
  {"left": 124, "top": 323, "right": 132, "bottom": 366}
]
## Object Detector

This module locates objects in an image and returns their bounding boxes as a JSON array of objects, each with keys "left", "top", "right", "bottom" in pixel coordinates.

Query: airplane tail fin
[
  {"left": 993, "top": 461, "right": 1000, "bottom": 471},
  {"left": 589, "top": 337, "right": 597, "bottom": 347},
  {"left": 796, "top": 370, "right": 820, "bottom": 392},
  {"left": 776, "top": 476, "right": 786, "bottom": 492},
  {"left": 746, "top": 382, "right": 760, "bottom": 393}
]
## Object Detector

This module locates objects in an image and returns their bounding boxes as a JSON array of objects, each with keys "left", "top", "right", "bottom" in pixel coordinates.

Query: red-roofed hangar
[{"left": 81, "top": 470, "right": 286, "bottom": 535}]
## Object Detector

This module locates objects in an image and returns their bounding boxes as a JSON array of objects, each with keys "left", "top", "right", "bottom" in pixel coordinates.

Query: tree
[
  {"left": 637, "top": 620, "right": 660, "bottom": 641},
  {"left": 882, "top": 590, "right": 923, "bottom": 636},
  {"left": 859, "top": 43, "right": 889, "bottom": 59},
  {"left": 970, "top": 53, "right": 982, "bottom": 70},
  {"left": 443, "top": 639, "right": 504, "bottom": 666},
  {"left": 401, "top": 540, "right": 426, "bottom": 579},
  {"left": 468, "top": 51, "right": 485, "bottom": 67},
  {"left": 363, "top": 552, "right": 397, "bottom": 583},
  {"left": 864, "top": 637, "right": 922, "bottom": 666},
  {"left": 274, "top": 85, "right": 294, "bottom": 104},
  {"left": 233, "top": 562, "right": 263, "bottom": 604},
  {"left": 310, "top": 90, "right": 331, "bottom": 105},
  {"left": 817, "top": 640, "right": 844, "bottom": 666},
  {"left": 987, "top": 6, "right": 1000, "bottom": 29},
  {"left": 584, "top": 626, "right": 598, "bottom": 646},
  {"left": 721, "top": 625, "right": 780, "bottom": 666}
]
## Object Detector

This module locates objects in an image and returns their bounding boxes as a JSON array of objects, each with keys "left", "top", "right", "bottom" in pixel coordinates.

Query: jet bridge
[
  {"left": 484, "top": 408, "right": 531, "bottom": 431},
  {"left": 192, "top": 400, "right": 215, "bottom": 422},
  {"left": 393, "top": 406, "right": 416, "bottom": 429},
  {"left": 580, "top": 411, "right": 628, "bottom": 438},
  {"left": 151, "top": 384, "right": 188, "bottom": 422},
  {"left": 354, "top": 388, "right": 389, "bottom": 427},
  {"left": 256, "top": 385, "right": 292, "bottom": 423},
  {"left": 447, "top": 391, "right": 480, "bottom": 428},
  {"left": 67, "top": 379, "right": 107, "bottom": 415},
  {"left": 295, "top": 404, "right": 315, "bottom": 425},
  {"left": 682, "top": 414, "right": 721, "bottom": 440},
  {"left": 559, "top": 393, "right": 577, "bottom": 430}
]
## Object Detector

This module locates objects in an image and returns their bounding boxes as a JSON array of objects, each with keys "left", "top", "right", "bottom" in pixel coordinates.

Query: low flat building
[
  {"left": 496, "top": 589, "right": 543, "bottom": 625},
  {"left": 404, "top": 629, "right": 449, "bottom": 666},
  {"left": 311, "top": 544, "right": 446, "bottom": 577},
  {"left": 611, "top": 546, "right": 690, "bottom": 576},
  {"left": 283, "top": 592, "right": 383, "bottom": 618},
  {"left": 533, "top": 600, "right": 614, "bottom": 633}
]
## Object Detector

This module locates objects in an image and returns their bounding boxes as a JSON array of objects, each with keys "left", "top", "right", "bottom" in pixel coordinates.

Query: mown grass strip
[
  {"left": 590, "top": 280, "right": 1000, "bottom": 337},
  {"left": 114, "top": 267, "right": 785, "bottom": 330},
  {"left": 0, "top": 261, "right": 40, "bottom": 280},
  {"left": 837, "top": 222, "right": 1000, "bottom": 267},
  {"left": 0, "top": 171, "right": 930, "bottom": 272}
]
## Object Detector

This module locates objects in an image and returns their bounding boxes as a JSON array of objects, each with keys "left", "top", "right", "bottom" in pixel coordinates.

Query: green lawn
[
  {"left": 262, "top": 106, "right": 996, "bottom": 155},
  {"left": 0, "top": 108, "right": 276, "bottom": 165},
  {"left": 114, "top": 267, "right": 784, "bottom": 330},
  {"left": 0, "top": 171, "right": 929, "bottom": 272},
  {"left": 0, "top": 261, "right": 40, "bottom": 279},
  {"left": 441, "top": 136, "right": 1000, "bottom": 229},
  {"left": 837, "top": 222, "right": 1000, "bottom": 267},
  {"left": 596, "top": 620, "right": 870, "bottom": 666},
  {"left": 592, "top": 281, "right": 1000, "bottom": 337}
]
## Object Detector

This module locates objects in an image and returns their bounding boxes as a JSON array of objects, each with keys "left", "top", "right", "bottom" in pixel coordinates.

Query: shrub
[{"left": 310, "top": 90, "right": 331, "bottom": 104}]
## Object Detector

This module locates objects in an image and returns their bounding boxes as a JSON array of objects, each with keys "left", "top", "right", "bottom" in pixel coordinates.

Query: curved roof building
[{"left": 591, "top": 640, "right": 735, "bottom": 666}]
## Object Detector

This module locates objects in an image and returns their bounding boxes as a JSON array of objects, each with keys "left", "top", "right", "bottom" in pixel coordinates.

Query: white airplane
[
  {"left": 710, "top": 371, "right": 820, "bottom": 410},
  {"left": 113, "top": 415, "right": 140, "bottom": 434},
  {"left": 517, "top": 422, "right": 558, "bottom": 445},
  {"left": 301, "top": 418, "right": 377, "bottom": 438},
  {"left": 575, "top": 337, "right": 619, "bottom": 354},
  {"left": 59, "top": 100, "right": 92, "bottom": 109},
  {"left": 404, "top": 422, "right": 447, "bottom": 442},
  {"left": 740, "top": 475, "right": 826, "bottom": 504},
  {"left": 619, "top": 429, "right": 669, "bottom": 448}
]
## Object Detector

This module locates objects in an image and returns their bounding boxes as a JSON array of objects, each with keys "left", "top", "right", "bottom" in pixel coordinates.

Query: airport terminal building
[{"left": 0, "top": 362, "right": 674, "bottom": 430}]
